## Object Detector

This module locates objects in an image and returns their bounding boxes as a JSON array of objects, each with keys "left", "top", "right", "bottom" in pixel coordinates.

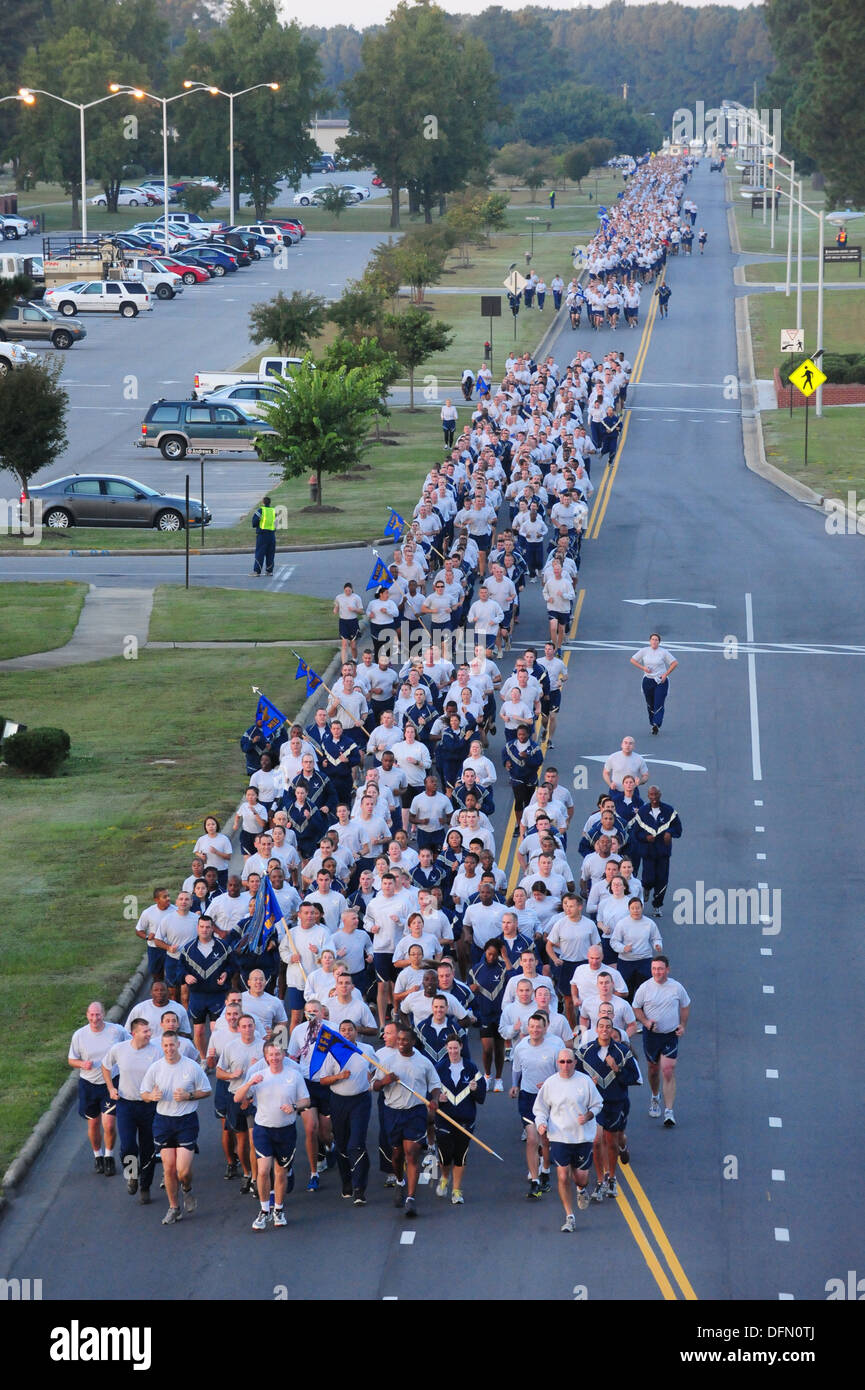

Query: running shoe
[
  {"left": 663, "top": 1109, "right": 676, "bottom": 1128},
  {"left": 162, "top": 1206, "right": 182, "bottom": 1225},
  {"left": 103, "top": 1157, "right": 116, "bottom": 1177},
  {"left": 576, "top": 1186, "right": 591, "bottom": 1211},
  {"left": 353, "top": 1190, "right": 367, "bottom": 1205},
  {"left": 306, "top": 1174, "right": 320, "bottom": 1192},
  {"left": 607, "top": 1177, "right": 619, "bottom": 1198},
  {"left": 451, "top": 1190, "right": 464, "bottom": 1205},
  {"left": 251, "top": 1210, "right": 270, "bottom": 1231},
  {"left": 240, "top": 1175, "right": 255, "bottom": 1195},
  {"left": 539, "top": 1171, "right": 551, "bottom": 1194},
  {"left": 436, "top": 1177, "right": 449, "bottom": 1198},
  {"left": 526, "top": 1180, "right": 542, "bottom": 1200},
  {"left": 127, "top": 1177, "right": 138, "bottom": 1195},
  {"left": 649, "top": 1096, "right": 661, "bottom": 1118},
  {"left": 272, "top": 1208, "right": 287, "bottom": 1228},
  {"left": 493, "top": 1079, "right": 504, "bottom": 1093},
  {"left": 404, "top": 1197, "right": 418, "bottom": 1218},
  {"left": 561, "top": 1214, "right": 576, "bottom": 1233},
  {"left": 181, "top": 1185, "right": 197, "bottom": 1214}
]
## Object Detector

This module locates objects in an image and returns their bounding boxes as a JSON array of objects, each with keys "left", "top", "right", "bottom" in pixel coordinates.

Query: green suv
[{"left": 137, "top": 398, "right": 277, "bottom": 460}]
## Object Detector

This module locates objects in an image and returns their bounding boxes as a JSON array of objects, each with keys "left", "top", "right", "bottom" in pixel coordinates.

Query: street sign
[
  {"left": 480, "top": 296, "right": 502, "bottom": 317},
  {"left": 788, "top": 358, "right": 826, "bottom": 397},
  {"left": 503, "top": 270, "right": 526, "bottom": 295},
  {"left": 823, "top": 246, "right": 862, "bottom": 277},
  {"left": 780, "top": 329, "right": 805, "bottom": 353}
]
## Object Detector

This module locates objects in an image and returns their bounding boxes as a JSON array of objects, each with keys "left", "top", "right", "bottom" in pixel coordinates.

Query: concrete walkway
[{"left": 0, "top": 585, "right": 154, "bottom": 671}]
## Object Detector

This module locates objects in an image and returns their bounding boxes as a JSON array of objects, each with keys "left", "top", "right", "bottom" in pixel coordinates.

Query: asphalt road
[{"left": 1, "top": 162, "right": 863, "bottom": 1303}]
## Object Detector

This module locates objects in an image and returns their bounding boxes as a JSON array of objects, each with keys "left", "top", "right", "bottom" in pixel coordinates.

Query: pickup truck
[
  {"left": 0, "top": 339, "right": 38, "bottom": 377},
  {"left": 168, "top": 212, "right": 228, "bottom": 236},
  {"left": 193, "top": 355, "right": 304, "bottom": 398},
  {"left": 118, "top": 255, "right": 184, "bottom": 299}
]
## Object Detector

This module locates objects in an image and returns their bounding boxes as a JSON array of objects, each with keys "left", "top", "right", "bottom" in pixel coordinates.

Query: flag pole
[
  {"left": 288, "top": 647, "right": 373, "bottom": 738},
  {"left": 366, "top": 1051, "right": 503, "bottom": 1161}
]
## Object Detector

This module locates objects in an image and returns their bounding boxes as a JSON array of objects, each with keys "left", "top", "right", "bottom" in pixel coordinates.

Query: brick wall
[{"left": 773, "top": 369, "right": 865, "bottom": 408}]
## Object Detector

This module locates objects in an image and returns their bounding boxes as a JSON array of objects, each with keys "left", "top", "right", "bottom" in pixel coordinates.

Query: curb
[
  {"left": 1, "top": 953, "right": 149, "bottom": 1194},
  {"left": 0, "top": 536, "right": 390, "bottom": 560}
]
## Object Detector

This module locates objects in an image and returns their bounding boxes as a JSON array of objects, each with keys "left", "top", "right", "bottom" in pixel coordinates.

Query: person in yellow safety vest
[
  {"left": 252, "top": 495, "right": 276, "bottom": 576},
  {"left": 836, "top": 226, "right": 848, "bottom": 248}
]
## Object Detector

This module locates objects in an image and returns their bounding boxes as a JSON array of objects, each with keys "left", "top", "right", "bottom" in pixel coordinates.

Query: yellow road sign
[{"left": 788, "top": 358, "right": 826, "bottom": 397}]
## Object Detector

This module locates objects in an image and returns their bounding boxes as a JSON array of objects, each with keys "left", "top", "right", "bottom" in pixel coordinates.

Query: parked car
[
  {"left": 137, "top": 399, "right": 277, "bottom": 459},
  {"left": 0, "top": 300, "right": 86, "bottom": 349},
  {"left": 147, "top": 254, "right": 211, "bottom": 285},
  {"left": 88, "top": 187, "right": 150, "bottom": 207},
  {"left": 206, "top": 237, "right": 252, "bottom": 266},
  {"left": 28, "top": 473, "right": 211, "bottom": 531},
  {"left": 343, "top": 184, "right": 371, "bottom": 201},
  {"left": 43, "top": 280, "right": 153, "bottom": 316},
  {"left": 270, "top": 218, "right": 305, "bottom": 240},
  {"left": 0, "top": 339, "right": 38, "bottom": 376},
  {"left": 204, "top": 381, "right": 285, "bottom": 416},
  {"left": 219, "top": 229, "right": 272, "bottom": 258},
  {"left": 243, "top": 221, "right": 291, "bottom": 246},
  {"left": 169, "top": 212, "right": 227, "bottom": 236},
  {"left": 309, "top": 156, "right": 336, "bottom": 173},
  {"left": 193, "top": 356, "right": 305, "bottom": 397},
  {"left": 117, "top": 256, "right": 184, "bottom": 299},
  {"left": 2, "top": 213, "right": 40, "bottom": 239},
  {"left": 292, "top": 184, "right": 361, "bottom": 207},
  {"left": 175, "top": 245, "right": 238, "bottom": 275}
]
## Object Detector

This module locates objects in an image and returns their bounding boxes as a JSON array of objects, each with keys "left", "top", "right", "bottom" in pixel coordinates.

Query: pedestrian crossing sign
[
  {"left": 503, "top": 270, "right": 527, "bottom": 295},
  {"left": 788, "top": 358, "right": 826, "bottom": 397}
]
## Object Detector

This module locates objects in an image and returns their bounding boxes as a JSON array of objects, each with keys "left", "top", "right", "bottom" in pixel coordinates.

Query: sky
[{"left": 278, "top": 0, "right": 760, "bottom": 30}]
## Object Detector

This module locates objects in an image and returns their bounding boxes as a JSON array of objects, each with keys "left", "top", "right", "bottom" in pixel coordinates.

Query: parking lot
[{"left": 0, "top": 203, "right": 384, "bottom": 525}]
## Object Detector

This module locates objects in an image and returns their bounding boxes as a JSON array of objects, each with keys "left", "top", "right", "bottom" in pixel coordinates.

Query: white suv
[
  {"left": 43, "top": 281, "right": 153, "bottom": 317},
  {"left": 0, "top": 340, "right": 37, "bottom": 376}
]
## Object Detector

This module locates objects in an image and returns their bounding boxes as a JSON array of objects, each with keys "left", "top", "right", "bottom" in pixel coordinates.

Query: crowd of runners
[{"left": 69, "top": 153, "right": 695, "bottom": 1236}]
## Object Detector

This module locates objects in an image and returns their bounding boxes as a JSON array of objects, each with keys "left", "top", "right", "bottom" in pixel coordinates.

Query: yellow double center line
[{"left": 586, "top": 270, "right": 665, "bottom": 542}]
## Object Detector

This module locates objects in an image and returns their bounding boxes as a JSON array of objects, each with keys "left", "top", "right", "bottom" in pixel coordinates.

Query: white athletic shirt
[
  {"left": 68, "top": 1022, "right": 130, "bottom": 1084},
  {"left": 632, "top": 645, "right": 676, "bottom": 682},
  {"left": 140, "top": 1055, "right": 211, "bottom": 1115},
  {"left": 632, "top": 976, "right": 691, "bottom": 1033},
  {"left": 243, "top": 1062, "right": 308, "bottom": 1127},
  {"left": 533, "top": 1071, "right": 602, "bottom": 1143}
]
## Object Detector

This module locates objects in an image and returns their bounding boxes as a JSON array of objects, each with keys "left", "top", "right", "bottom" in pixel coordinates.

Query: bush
[
  {"left": 2, "top": 726, "right": 70, "bottom": 776},
  {"left": 779, "top": 351, "right": 865, "bottom": 386}
]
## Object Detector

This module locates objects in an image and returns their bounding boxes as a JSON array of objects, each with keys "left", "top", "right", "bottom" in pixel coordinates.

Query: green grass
[
  {"left": 0, "top": 581, "right": 87, "bottom": 659},
  {"left": 763, "top": 407, "right": 865, "bottom": 500},
  {"left": 747, "top": 286, "right": 865, "bottom": 378},
  {"left": 744, "top": 259, "right": 864, "bottom": 285},
  {"left": 415, "top": 286, "right": 560, "bottom": 385},
  {"left": 149, "top": 586, "right": 338, "bottom": 643},
  {"left": 729, "top": 177, "right": 826, "bottom": 256},
  {"left": 0, "top": 641, "right": 333, "bottom": 1178}
]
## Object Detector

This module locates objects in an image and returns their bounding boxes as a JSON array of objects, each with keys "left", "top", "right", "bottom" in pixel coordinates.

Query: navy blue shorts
[
  {"left": 547, "top": 609, "right": 571, "bottom": 625},
  {"left": 213, "top": 1077, "right": 230, "bottom": 1120},
  {"left": 226, "top": 1094, "right": 250, "bottom": 1133},
  {"left": 339, "top": 618, "right": 360, "bottom": 640},
  {"left": 550, "top": 1140, "right": 593, "bottom": 1170},
  {"left": 77, "top": 1078, "right": 114, "bottom": 1120},
  {"left": 306, "top": 1078, "right": 330, "bottom": 1116},
  {"left": 598, "top": 1098, "right": 630, "bottom": 1132},
  {"left": 642, "top": 1028, "right": 679, "bottom": 1063},
  {"left": 542, "top": 690, "right": 562, "bottom": 713},
  {"left": 252, "top": 1121, "right": 296, "bottom": 1168},
  {"left": 518, "top": 1088, "right": 541, "bottom": 1128},
  {"left": 374, "top": 952, "right": 396, "bottom": 984},
  {"left": 557, "top": 960, "right": 580, "bottom": 993},
  {"left": 383, "top": 1102, "right": 428, "bottom": 1148},
  {"left": 153, "top": 1111, "right": 199, "bottom": 1151},
  {"left": 187, "top": 992, "right": 225, "bottom": 1026},
  {"left": 146, "top": 944, "right": 165, "bottom": 979},
  {"left": 164, "top": 955, "right": 186, "bottom": 989},
  {"left": 285, "top": 986, "right": 306, "bottom": 1014}
]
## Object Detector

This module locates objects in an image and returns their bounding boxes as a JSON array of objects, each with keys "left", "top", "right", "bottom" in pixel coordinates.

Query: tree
[
  {"left": 340, "top": 1, "right": 496, "bottom": 229},
  {"left": 494, "top": 142, "right": 551, "bottom": 199},
  {"left": 391, "top": 233, "right": 449, "bottom": 303},
  {"left": 320, "top": 334, "right": 400, "bottom": 439},
  {"left": 0, "top": 358, "right": 68, "bottom": 499},
  {"left": 181, "top": 183, "right": 217, "bottom": 216},
  {"left": 17, "top": 22, "right": 160, "bottom": 222},
  {"left": 524, "top": 148, "right": 553, "bottom": 202},
  {"left": 172, "top": 0, "right": 325, "bottom": 219},
  {"left": 563, "top": 144, "right": 592, "bottom": 190},
  {"left": 581, "top": 137, "right": 615, "bottom": 169},
  {"left": 385, "top": 305, "right": 453, "bottom": 410},
  {"left": 445, "top": 199, "right": 484, "bottom": 266},
  {"left": 258, "top": 357, "right": 381, "bottom": 508},
  {"left": 364, "top": 240, "right": 403, "bottom": 305},
  {"left": 0, "top": 273, "right": 34, "bottom": 320},
  {"left": 314, "top": 184, "right": 356, "bottom": 223},
  {"left": 780, "top": 0, "right": 865, "bottom": 206},
  {"left": 327, "top": 279, "right": 387, "bottom": 340},
  {"left": 249, "top": 290, "right": 328, "bottom": 356}
]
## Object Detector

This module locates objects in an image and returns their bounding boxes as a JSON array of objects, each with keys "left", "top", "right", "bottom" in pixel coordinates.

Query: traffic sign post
[
  {"left": 823, "top": 245, "right": 862, "bottom": 277},
  {"left": 525, "top": 215, "right": 540, "bottom": 257},
  {"left": 480, "top": 295, "right": 501, "bottom": 373},
  {"left": 780, "top": 329, "right": 804, "bottom": 353},
  {"left": 788, "top": 356, "right": 826, "bottom": 468},
  {"left": 503, "top": 270, "right": 526, "bottom": 339}
]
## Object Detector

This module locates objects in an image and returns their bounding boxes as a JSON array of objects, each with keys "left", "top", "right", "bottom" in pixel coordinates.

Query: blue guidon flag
[
  {"left": 237, "top": 875, "right": 285, "bottom": 954},
  {"left": 308, "top": 1022, "right": 364, "bottom": 1079},
  {"left": 384, "top": 508, "right": 405, "bottom": 541},
  {"left": 254, "top": 691, "right": 287, "bottom": 737},
  {"left": 294, "top": 657, "right": 322, "bottom": 697},
  {"left": 366, "top": 556, "right": 395, "bottom": 591}
]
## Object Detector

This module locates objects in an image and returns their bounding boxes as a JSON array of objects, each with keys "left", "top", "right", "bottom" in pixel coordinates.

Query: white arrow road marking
[
  {"left": 623, "top": 599, "right": 717, "bottom": 609},
  {"left": 578, "top": 756, "right": 707, "bottom": 772}
]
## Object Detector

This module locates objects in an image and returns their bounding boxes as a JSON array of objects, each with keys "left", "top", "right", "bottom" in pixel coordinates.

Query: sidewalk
[{"left": 0, "top": 585, "right": 154, "bottom": 671}]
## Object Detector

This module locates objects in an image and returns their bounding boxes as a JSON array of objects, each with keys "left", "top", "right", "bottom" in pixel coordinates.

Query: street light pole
[
  {"left": 816, "top": 209, "right": 825, "bottom": 417},
  {"left": 183, "top": 82, "right": 279, "bottom": 226},
  {"left": 18, "top": 87, "right": 126, "bottom": 237}
]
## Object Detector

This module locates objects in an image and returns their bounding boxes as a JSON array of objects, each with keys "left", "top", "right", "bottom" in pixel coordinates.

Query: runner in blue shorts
[
  {"left": 140, "top": 1032, "right": 211, "bottom": 1225},
  {"left": 373, "top": 1024, "right": 442, "bottom": 1218},
  {"left": 236, "top": 1041, "right": 310, "bottom": 1230},
  {"left": 533, "top": 1048, "right": 602, "bottom": 1231}
]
